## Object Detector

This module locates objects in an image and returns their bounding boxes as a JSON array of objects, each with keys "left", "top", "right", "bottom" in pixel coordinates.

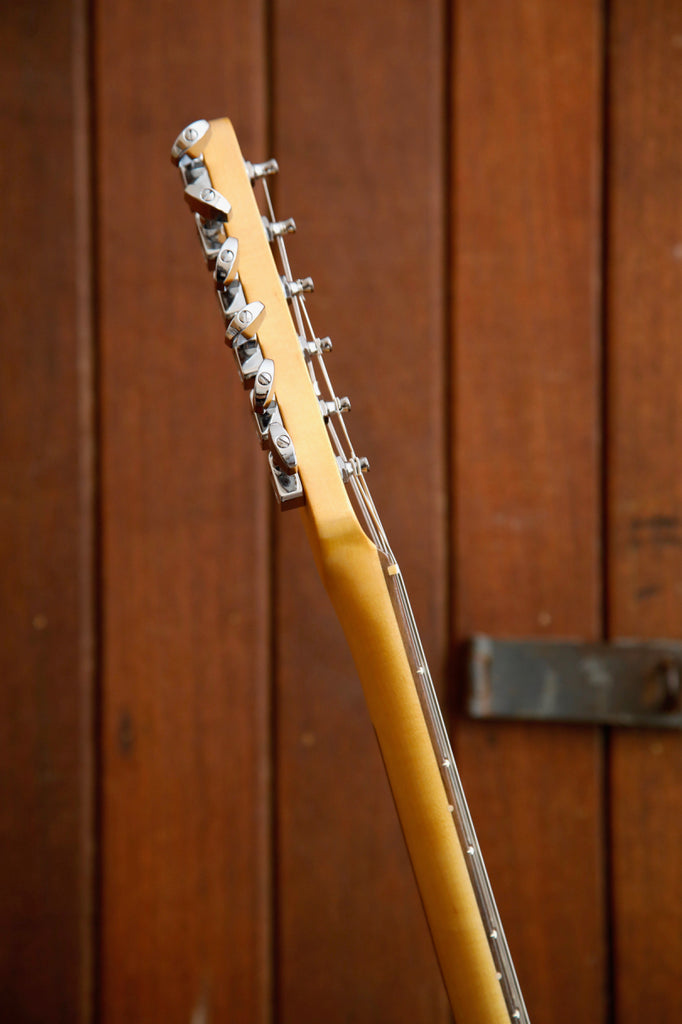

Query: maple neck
[
  {"left": 313, "top": 517, "right": 528, "bottom": 1024},
  {"left": 172, "top": 116, "right": 529, "bottom": 1024}
]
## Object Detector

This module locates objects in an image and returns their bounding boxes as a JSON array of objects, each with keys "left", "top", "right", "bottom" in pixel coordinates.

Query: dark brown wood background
[{"left": 2, "top": 1, "right": 680, "bottom": 1022}]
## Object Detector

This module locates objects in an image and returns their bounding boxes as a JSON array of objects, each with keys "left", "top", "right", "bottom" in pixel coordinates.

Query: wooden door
[{"left": 2, "top": 2, "right": 680, "bottom": 1022}]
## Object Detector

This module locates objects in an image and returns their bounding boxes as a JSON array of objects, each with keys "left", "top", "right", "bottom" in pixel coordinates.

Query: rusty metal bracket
[{"left": 466, "top": 636, "right": 682, "bottom": 728}]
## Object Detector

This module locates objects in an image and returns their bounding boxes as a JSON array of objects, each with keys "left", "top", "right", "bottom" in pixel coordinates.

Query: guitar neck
[
  {"left": 309, "top": 513, "right": 527, "bottom": 1024},
  {"left": 172, "top": 116, "right": 529, "bottom": 1024}
]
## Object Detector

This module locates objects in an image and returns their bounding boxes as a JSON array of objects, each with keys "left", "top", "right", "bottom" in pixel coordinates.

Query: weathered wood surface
[
  {"left": 0, "top": 1, "right": 94, "bottom": 1021},
  {"left": 607, "top": 2, "right": 682, "bottom": 1021},
  {"left": 96, "top": 3, "right": 271, "bottom": 1022},
  {"left": 273, "top": 2, "right": 448, "bottom": 1020},
  {"left": 5, "top": 1, "right": 682, "bottom": 1021},
  {"left": 453, "top": 2, "right": 606, "bottom": 1021}
]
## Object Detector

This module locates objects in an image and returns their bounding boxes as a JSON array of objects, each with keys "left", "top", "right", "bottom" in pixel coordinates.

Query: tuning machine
[
  {"left": 244, "top": 158, "right": 279, "bottom": 181},
  {"left": 184, "top": 182, "right": 232, "bottom": 222},
  {"left": 267, "top": 420, "right": 304, "bottom": 508},
  {"left": 225, "top": 302, "right": 267, "bottom": 386},
  {"left": 282, "top": 276, "right": 314, "bottom": 300},
  {"left": 225, "top": 302, "right": 265, "bottom": 343},
  {"left": 252, "top": 359, "right": 275, "bottom": 412},
  {"left": 263, "top": 216, "right": 296, "bottom": 242},
  {"left": 214, "top": 238, "right": 240, "bottom": 287},
  {"left": 320, "top": 395, "right": 351, "bottom": 421},
  {"left": 171, "top": 119, "right": 211, "bottom": 164},
  {"left": 184, "top": 182, "right": 232, "bottom": 265},
  {"left": 250, "top": 359, "right": 281, "bottom": 449},
  {"left": 302, "top": 336, "right": 333, "bottom": 359},
  {"left": 337, "top": 455, "right": 370, "bottom": 482}
]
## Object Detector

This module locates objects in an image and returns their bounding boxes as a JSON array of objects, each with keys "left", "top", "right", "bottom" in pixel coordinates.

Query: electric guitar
[{"left": 171, "top": 117, "right": 530, "bottom": 1024}]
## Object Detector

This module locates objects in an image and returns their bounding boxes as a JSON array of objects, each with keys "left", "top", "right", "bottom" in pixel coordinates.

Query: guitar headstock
[{"left": 171, "top": 118, "right": 374, "bottom": 562}]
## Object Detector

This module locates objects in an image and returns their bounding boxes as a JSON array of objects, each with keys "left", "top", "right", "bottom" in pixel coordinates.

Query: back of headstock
[{"left": 171, "top": 118, "right": 371, "bottom": 552}]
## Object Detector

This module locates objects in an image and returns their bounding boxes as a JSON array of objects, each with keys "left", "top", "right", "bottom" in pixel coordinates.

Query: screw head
[
  {"left": 200, "top": 187, "right": 215, "bottom": 201},
  {"left": 185, "top": 127, "right": 198, "bottom": 142},
  {"left": 277, "top": 434, "right": 291, "bottom": 449},
  {"left": 238, "top": 309, "right": 253, "bottom": 325},
  {"left": 257, "top": 371, "right": 272, "bottom": 386},
  {"left": 220, "top": 248, "right": 233, "bottom": 262}
]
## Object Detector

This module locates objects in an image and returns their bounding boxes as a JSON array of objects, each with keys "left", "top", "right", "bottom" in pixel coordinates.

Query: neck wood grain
[{"left": 305, "top": 515, "right": 509, "bottom": 1024}]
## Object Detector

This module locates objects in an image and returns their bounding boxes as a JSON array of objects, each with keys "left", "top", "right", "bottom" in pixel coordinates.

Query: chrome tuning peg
[
  {"left": 251, "top": 360, "right": 281, "bottom": 448},
  {"left": 268, "top": 421, "right": 298, "bottom": 475},
  {"left": 244, "top": 158, "right": 279, "bottom": 181},
  {"left": 282, "top": 276, "right": 314, "bottom": 300},
  {"left": 225, "top": 301, "right": 265, "bottom": 344},
  {"left": 171, "top": 119, "right": 211, "bottom": 164},
  {"left": 268, "top": 456, "right": 304, "bottom": 509},
  {"left": 252, "top": 359, "right": 275, "bottom": 413},
  {"left": 262, "top": 216, "right": 296, "bottom": 242},
  {"left": 214, "top": 238, "right": 240, "bottom": 287},
  {"left": 184, "top": 182, "right": 232, "bottom": 222}
]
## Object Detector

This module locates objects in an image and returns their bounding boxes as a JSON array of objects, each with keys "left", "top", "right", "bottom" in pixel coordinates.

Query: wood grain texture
[
  {"left": 453, "top": 2, "right": 606, "bottom": 1021},
  {"left": 0, "top": 1, "right": 94, "bottom": 1021},
  {"left": 607, "top": 1, "right": 682, "bottom": 1020},
  {"left": 272, "top": 1, "right": 448, "bottom": 1020},
  {"left": 96, "top": 3, "right": 271, "bottom": 1022}
]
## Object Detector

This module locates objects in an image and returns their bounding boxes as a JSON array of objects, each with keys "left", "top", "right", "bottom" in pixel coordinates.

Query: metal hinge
[{"left": 466, "top": 636, "right": 682, "bottom": 728}]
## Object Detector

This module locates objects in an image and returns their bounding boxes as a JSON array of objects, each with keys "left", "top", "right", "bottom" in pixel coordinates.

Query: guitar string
[{"left": 259, "top": 176, "right": 528, "bottom": 1024}]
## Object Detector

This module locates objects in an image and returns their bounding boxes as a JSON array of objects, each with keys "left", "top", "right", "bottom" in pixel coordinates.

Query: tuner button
[
  {"left": 252, "top": 359, "right": 275, "bottom": 413},
  {"left": 268, "top": 455, "right": 305, "bottom": 509},
  {"left": 171, "top": 119, "right": 211, "bottom": 164},
  {"left": 214, "top": 238, "right": 240, "bottom": 286},
  {"left": 268, "top": 421, "right": 298, "bottom": 475},
  {"left": 184, "top": 182, "right": 232, "bottom": 222},
  {"left": 225, "top": 301, "right": 266, "bottom": 344}
]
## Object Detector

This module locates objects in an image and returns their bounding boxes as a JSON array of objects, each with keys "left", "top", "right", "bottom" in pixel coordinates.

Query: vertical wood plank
[
  {"left": 96, "top": 4, "right": 271, "bottom": 1021},
  {"left": 454, "top": 2, "right": 606, "bottom": 1021},
  {"left": 608, "top": 2, "right": 682, "bottom": 1020},
  {"left": 0, "top": 1, "right": 94, "bottom": 1020},
  {"left": 273, "top": 1, "right": 448, "bottom": 1020}
]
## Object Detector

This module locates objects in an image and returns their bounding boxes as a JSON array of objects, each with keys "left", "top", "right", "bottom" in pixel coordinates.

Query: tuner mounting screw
[
  {"left": 200, "top": 187, "right": 215, "bottom": 201},
  {"left": 257, "top": 371, "right": 273, "bottom": 386},
  {"left": 239, "top": 310, "right": 253, "bottom": 325},
  {"left": 185, "top": 127, "right": 198, "bottom": 141},
  {"left": 220, "top": 249, "right": 233, "bottom": 261},
  {"left": 277, "top": 434, "right": 291, "bottom": 449}
]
